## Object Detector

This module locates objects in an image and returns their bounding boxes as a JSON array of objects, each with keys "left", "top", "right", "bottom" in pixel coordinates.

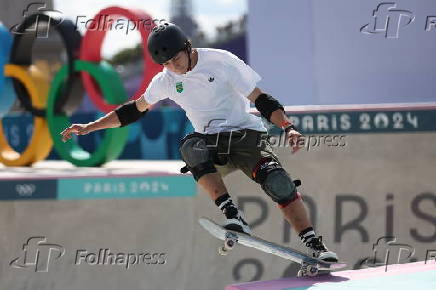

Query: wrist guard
[
  {"left": 115, "top": 100, "right": 147, "bottom": 127},
  {"left": 254, "top": 93, "right": 284, "bottom": 122}
]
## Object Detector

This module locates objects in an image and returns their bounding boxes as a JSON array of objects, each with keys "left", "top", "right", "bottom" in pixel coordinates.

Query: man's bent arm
[
  {"left": 87, "top": 97, "right": 151, "bottom": 132},
  {"left": 61, "top": 97, "right": 152, "bottom": 142},
  {"left": 247, "top": 87, "right": 293, "bottom": 129},
  {"left": 86, "top": 111, "right": 122, "bottom": 131}
]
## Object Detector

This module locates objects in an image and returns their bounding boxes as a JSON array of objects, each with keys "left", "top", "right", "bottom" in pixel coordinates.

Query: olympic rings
[
  {"left": 0, "top": 64, "right": 52, "bottom": 166},
  {"left": 10, "top": 12, "right": 84, "bottom": 116},
  {"left": 47, "top": 60, "right": 129, "bottom": 167},
  {"left": 0, "top": 6, "right": 163, "bottom": 167},
  {"left": 80, "top": 6, "right": 161, "bottom": 113}
]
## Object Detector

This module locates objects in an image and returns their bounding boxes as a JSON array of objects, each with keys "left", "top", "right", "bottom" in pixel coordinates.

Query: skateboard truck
[
  {"left": 218, "top": 232, "right": 238, "bottom": 256},
  {"left": 297, "top": 261, "right": 319, "bottom": 277}
]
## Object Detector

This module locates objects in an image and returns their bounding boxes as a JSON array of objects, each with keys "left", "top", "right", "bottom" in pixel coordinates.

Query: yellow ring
[{"left": 0, "top": 64, "right": 52, "bottom": 166}]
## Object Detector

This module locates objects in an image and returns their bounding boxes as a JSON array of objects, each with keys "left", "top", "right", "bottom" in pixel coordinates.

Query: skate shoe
[
  {"left": 222, "top": 207, "right": 252, "bottom": 235},
  {"left": 305, "top": 236, "right": 338, "bottom": 262}
]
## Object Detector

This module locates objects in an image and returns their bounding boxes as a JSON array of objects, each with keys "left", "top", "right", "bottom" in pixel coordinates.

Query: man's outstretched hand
[{"left": 60, "top": 124, "right": 91, "bottom": 142}]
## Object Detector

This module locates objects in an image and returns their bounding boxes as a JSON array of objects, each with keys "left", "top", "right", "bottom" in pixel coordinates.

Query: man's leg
[
  {"left": 179, "top": 134, "right": 250, "bottom": 234},
  {"left": 197, "top": 172, "right": 228, "bottom": 200},
  {"left": 250, "top": 158, "right": 338, "bottom": 262},
  {"left": 196, "top": 172, "right": 251, "bottom": 234},
  {"left": 229, "top": 130, "right": 338, "bottom": 261},
  {"left": 279, "top": 197, "right": 311, "bottom": 233}
]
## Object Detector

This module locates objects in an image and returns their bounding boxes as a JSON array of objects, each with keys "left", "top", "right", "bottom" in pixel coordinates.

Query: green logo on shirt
[{"left": 176, "top": 82, "right": 184, "bottom": 93}]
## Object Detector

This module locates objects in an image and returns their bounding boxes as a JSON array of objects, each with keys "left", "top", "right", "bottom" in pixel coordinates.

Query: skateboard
[{"left": 199, "top": 217, "right": 347, "bottom": 277}]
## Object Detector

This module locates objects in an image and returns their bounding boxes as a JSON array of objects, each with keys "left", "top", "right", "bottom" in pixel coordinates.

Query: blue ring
[{"left": 0, "top": 24, "right": 16, "bottom": 117}]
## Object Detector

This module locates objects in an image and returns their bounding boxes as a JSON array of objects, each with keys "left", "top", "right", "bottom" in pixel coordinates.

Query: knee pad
[
  {"left": 262, "top": 169, "right": 298, "bottom": 204},
  {"left": 252, "top": 158, "right": 300, "bottom": 204},
  {"left": 179, "top": 134, "right": 217, "bottom": 181}
]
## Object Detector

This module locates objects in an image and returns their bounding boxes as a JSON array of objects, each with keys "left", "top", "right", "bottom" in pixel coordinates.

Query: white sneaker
[
  {"left": 305, "top": 236, "right": 338, "bottom": 262},
  {"left": 222, "top": 210, "right": 252, "bottom": 235}
]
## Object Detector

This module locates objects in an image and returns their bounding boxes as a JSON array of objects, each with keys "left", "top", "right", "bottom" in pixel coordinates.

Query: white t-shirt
[{"left": 142, "top": 48, "right": 267, "bottom": 134}]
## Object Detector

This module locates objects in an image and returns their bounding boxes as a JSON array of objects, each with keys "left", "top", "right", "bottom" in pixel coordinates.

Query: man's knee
[
  {"left": 262, "top": 169, "right": 299, "bottom": 204},
  {"left": 179, "top": 134, "right": 217, "bottom": 181},
  {"left": 252, "top": 158, "right": 301, "bottom": 205}
]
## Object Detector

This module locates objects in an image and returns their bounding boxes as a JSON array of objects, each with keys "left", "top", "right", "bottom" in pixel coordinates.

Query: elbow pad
[
  {"left": 254, "top": 93, "right": 284, "bottom": 122},
  {"left": 115, "top": 100, "right": 147, "bottom": 127}
]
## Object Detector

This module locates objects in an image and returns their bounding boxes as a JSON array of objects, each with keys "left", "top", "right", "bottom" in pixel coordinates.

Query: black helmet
[{"left": 147, "top": 22, "right": 189, "bottom": 64}]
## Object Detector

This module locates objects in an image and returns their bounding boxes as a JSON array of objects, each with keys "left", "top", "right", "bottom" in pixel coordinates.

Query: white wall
[{"left": 248, "top": 0, "right": 436, "bottom": 105}]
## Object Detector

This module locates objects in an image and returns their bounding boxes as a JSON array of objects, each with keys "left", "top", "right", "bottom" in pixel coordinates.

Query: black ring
[{"left": 10, "top": 12, "right": 83, "bottom": 116}]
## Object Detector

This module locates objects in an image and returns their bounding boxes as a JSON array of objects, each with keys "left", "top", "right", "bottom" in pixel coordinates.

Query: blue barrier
[
  {"left": 0, "top": 24, "right": 16, "bottom": 117},
  {"left": 4, "top": 105, "right": 435, "bottom": 162},
  {"left": 0, "top": 175, "right": 197, "bottom": 200},
  {"left": 2, "top": 107, "right": 194, "bottom": 160}
]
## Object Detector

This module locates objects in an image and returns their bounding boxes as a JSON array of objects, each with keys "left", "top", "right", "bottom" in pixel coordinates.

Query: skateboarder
[{"left": 60, "top": 22, "right": 338, "bottom": 262}]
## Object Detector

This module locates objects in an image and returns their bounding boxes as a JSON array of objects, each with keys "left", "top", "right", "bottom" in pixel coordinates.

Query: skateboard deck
[{"left": 199, "top": 217, "right": 346, "bottom": 272}]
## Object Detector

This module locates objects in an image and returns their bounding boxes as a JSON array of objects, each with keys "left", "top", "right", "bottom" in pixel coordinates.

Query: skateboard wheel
[
  {"left": 218, "top": 246, "right": 228, "bottom": 256},
  {"left": 297, "top": 263, "right": 308, "bottom": 277},
  {"left": 297, "top": 270, "right": 305, "bottom": 277},
  {"left": 307, "top": 265, "right": 318, "bottom": 276},
  {"left": 226, "top": 240, "right": 235, "bottom": 248}
]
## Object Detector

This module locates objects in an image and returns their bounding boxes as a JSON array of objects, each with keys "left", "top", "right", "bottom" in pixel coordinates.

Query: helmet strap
[{"left": 186, "top": 42, "right": 192, "bottom": 71}]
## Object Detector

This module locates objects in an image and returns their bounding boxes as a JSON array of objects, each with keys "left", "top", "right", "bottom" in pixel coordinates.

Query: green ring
[{"left": 47, "top": 60, "right": 129, "bottom": 167}]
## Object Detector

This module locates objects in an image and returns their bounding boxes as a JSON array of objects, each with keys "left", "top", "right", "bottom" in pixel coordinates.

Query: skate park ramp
[
  {"left": 1, "top": 104, "right": 435, "bottom": 290},
  {"left": 225, "top": 261, "right": 436, "bottom": 290}
]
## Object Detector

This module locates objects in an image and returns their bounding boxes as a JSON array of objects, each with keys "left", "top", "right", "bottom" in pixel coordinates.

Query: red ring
[{"left": 79, "top": 6, "right": 162, "bottom": 113}]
